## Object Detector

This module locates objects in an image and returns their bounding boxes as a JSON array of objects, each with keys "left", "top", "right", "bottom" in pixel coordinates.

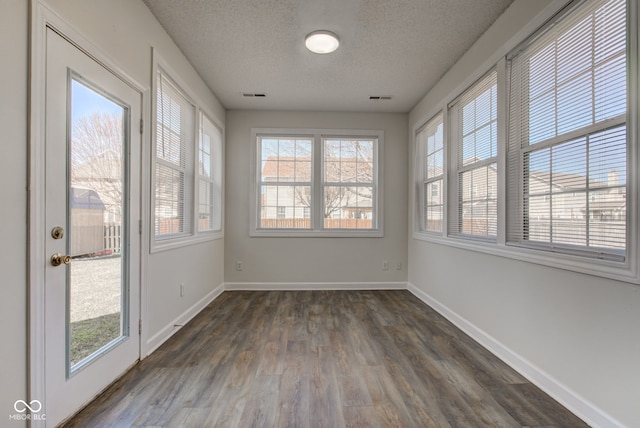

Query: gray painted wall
[
  {"left": 225, "top": 110, "right": 408, "bottom": 284},
  {"left": 408, "top": 0, "right": 640, "bottom": 426},
  {"left": 1, "top": 1, "right": 28, "bottom": 424}
]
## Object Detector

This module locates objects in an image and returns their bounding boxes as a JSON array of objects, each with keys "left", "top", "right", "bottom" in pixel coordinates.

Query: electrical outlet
[
  {"left": 382, "top": 260, "right": 389, "bottom": 270},
  {"left": 236, "top": 261, "right": 243, "bottom": 271},
  {"left": 396, "top": 262, "right": 402, "bottom": 270},
  {"left": 180, "top": 283, "right": 185, "bottom": 297}
]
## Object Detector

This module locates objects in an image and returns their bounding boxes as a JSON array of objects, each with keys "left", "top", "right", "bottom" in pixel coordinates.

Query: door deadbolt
[
  {"left": 51, "top": 253, "right": 72, "bottom": 267},
  {"left": 51, "top": 226, "right": 64, "bottom": 240}
]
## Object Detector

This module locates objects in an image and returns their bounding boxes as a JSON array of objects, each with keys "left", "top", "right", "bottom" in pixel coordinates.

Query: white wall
[
  {"left": 0, "top": 1, "right": 28, "bottom": 424},
  {"left": 225, "top": 110, "right": 408, "bottom": 285},
  {"left": 408, "top": 1, "right": 640, "bottom": 427}
]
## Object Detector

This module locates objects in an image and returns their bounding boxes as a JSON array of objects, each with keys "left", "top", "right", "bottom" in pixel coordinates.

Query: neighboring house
[
  {"left": 527, "top": 169, "right": 626, "bottom": 248},
  {"left": 261, "top": 156, "right": 374, "bottom": 228},
  {"left": 72, "top": 148, "right": 123, "bottom": 224},
  {"left": 71, "top": 148, "right": 125, "bottom": 253},
  {"left": 70, "top": 187, "right": 106, "bottom": 256},
  {"left": 426, "top": 161, "right": 625, "bottom": 248}
]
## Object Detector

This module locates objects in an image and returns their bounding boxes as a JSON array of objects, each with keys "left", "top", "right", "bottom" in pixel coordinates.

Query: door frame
[{"left": 28, "top": 2, "right": 150, "bottom": 425}]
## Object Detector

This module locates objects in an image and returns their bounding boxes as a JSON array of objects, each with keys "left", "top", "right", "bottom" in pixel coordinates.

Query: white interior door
[{"left": 44, "top": 28, "right": 141, "bottom": 426}]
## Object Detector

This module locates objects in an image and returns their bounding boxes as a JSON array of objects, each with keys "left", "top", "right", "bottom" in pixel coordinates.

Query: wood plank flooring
[{"left": 64, "top": 290, "right": 588, "bottom": 427}]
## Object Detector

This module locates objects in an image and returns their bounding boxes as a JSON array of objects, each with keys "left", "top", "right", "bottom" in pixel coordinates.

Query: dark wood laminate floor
[{"left": 65, "top": 290, "right": 588, "bottom": 427}]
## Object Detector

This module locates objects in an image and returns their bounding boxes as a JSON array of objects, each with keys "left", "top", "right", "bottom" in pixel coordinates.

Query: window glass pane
[
  {"left": 557, "top": 73, "right": 592, "bottom": 135},
  {"left": 589, "top": 126, "right": 626, "bottom": 188},
  {"left": 418, "top": 114, "right": 444, "bottom": 234},
  {"left": 459, "top": 163, "right": 497, "bottom": 237},
  {"left": 198, "top": 179, "right": 211, "bottom": 230},
  {"left": 157, "top": 75, "right": 186, "bottom": 167},
  {"left": 551, "top": 192, "right": 587, "bottom": 246},
  {"left": 458, "top": 71, "right": 497, "bottom": 167},
  {"left": 594, "top": 55, "right": 626, "bottom": 121},
  {"left": 258, "top": 136, "right": 313, "bottom": 230},
  {"left": 551, "top": 138, "right": 586, "bottom": 190},
  {"left": 523, "top": 0, "right": 626, "bottom": 147},
  {"left": 588, "top": 188, "right": 626, "bottom": 248},
  {"left": 322, "top": 138, "right": 376, "bottom": 230},
  {"left": 529, "top": 91, "right": 556, "bottom": 145},
  {"left": 425, "top": 205, "right": 443, "bottom": 233},
  {"left": 198, "top": 113, "right": 222, "bottom": 232},
  {"left": 525, "top": 195, "right": 551, "bottom": 242},
  {"left": 557, "top": 15, "right": 592, "bottom": 84},
  {"left": 154, "top": 71, "right": 194, "bottom": 239},
  {"left": 155, "top": 164, "right": 184, "bottom": 236},
  {"left": 453, "top": 71, "right": 497, "bottom": 238},
  {"left": 260, "top": 184, "right": 311, "bottom": 229},
  {"left": 324, "top": 139, "right": 374, "bottom": 184},
  {"left": 323, "top": 186, "right": 373, "bottom": 229}
]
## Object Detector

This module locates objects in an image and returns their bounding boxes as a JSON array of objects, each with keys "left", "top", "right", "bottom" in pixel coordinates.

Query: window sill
[
  {"left": 250, "top": 229, "right": 383, "bottom": 238},
  {"left": 151, "top": 230, "right": 224, "bottom": 253},
  {"left": 412, "top": 230, "right": 639, "bottom": 284}
]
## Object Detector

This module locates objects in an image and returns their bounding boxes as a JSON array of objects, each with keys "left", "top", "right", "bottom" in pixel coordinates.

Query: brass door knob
[
  {"left": 51, "top": 226, "right": 64, "bottom": 240},
  {"left": 51, "top": 253, "right": 72, "bottom": 267}
]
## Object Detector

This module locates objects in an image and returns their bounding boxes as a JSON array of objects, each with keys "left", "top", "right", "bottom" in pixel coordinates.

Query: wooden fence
[
  {"left": 104, "top": 223, "right": 121, "bottom": 254},
  {"left": 260, "top": 218, "right": 373, "bottom": 229}
]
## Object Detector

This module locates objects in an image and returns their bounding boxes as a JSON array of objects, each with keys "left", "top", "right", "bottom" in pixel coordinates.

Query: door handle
[{"left": 51, "top": 253, "right": 72, "bottom": 267}]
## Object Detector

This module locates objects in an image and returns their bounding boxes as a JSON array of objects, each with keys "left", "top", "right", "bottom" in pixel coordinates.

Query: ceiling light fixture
[{"left": 305, "top": 30, "right": 340, "bottom": 54}]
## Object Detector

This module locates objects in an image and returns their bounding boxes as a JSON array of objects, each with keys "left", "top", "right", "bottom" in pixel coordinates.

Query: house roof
[
  {"left": 71, "top": 187, "right": 105, "bottom": 210},
  {"left": 261, "top": 156, "right": 309, "bottom": 179},
  {"left": 262, "top": 156, "right": 373, "bottom": 182},
  {"left": 583, "top": 191, "right": 626, "bottom": 213}
]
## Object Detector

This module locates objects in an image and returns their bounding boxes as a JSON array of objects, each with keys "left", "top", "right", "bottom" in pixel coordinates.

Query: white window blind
[
  {"left": 322, "top": 138, "right": 377, "bottom": 230},
  {"left": 257, "top": 136, "right": 313, "bottom": 229},
  {"left": 450, "top": 70, "right": 498, "bottom": 239},
  {"left": 417, "top": 114, "right": 444, "bottom": 233},
  {"left": 154, "top": 71, "right": 195, "bottom": 238},
  {"left": 198, "top": 112, "right": 222, "bottom": 232},
  {"left": 507, "top": 0, "right": 627, "bottom": 260}
]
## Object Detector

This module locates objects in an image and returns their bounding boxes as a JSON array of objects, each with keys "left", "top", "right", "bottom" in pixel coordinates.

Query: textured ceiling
[{"left": 142, "top": 0, "right": 515, "bottom": 112}]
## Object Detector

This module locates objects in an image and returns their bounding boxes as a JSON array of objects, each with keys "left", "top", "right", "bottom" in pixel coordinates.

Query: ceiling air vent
[
  {"left": 243, "top": 93, "right": 266, "bottom": 97},
  {"left": 369, "top": 96, "right": 392, "bottom": 100}
]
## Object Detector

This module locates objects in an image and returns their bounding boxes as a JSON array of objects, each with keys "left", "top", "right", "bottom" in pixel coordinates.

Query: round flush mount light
[{"left": 305, "top": 30, "right": 340, "bottom": 54}]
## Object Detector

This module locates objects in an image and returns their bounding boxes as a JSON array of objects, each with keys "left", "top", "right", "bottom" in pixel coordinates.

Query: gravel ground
[{"left": 70, "top": 256, "right": 122, "bottom": 322}]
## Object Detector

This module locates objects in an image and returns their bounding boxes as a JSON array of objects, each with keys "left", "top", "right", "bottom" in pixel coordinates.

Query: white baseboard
[
  {"left": 224, "top": 281, "right": 408, "bottom": 291},
  {"left": 406, "top": 283, "right": 624, "bottom": 428},
  {"left": 145, "top": 283, "right": 224, "bottom": 356}
]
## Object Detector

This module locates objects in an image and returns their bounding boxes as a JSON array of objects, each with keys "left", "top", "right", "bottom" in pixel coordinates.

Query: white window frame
[
  {"left": 416, "top": 112, "right": 446, "bottom": 234},
  {"left": 506, "top": 0, "right": 629, "bottom": 262},
  {"left": 250, "top": 128, "right": 384, "bottom": 237},
  {"left": 197, "top": 111, "right": 224, "bottom": 235},
  {"left": 412, "top": 0, "right": 639, "bottom": 284},
  {"left": 448, "top": 69, "right": 499, "bottom": 242},
  {"left": 151, "top": 52, "right": 224, "bottom": 252},
  {"left": 153, "top": 67, "right": 195, "bottom": 242}
]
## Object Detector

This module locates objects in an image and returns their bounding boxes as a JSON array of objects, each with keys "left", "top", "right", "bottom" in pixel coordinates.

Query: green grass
[{"left": 70, "top": 312, "right": 121, "bottom": 366}]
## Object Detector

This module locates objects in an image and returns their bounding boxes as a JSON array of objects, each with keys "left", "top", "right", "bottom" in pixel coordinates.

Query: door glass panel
[{"left": 68, "top": 78, "right": 128, "bottom": 371}]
